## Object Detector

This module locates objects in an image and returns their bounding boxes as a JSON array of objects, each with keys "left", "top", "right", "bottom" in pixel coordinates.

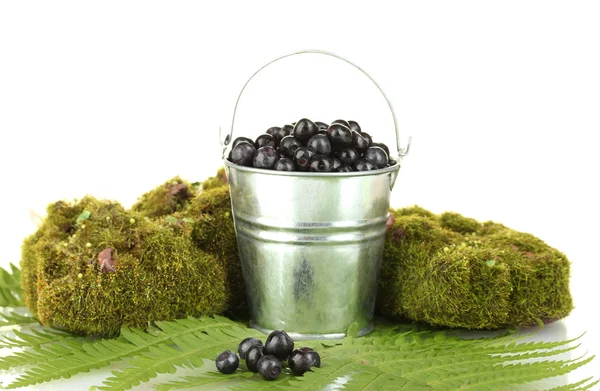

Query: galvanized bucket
[{"left": 220, "top": 50, "right": 411, "bottom": 340}]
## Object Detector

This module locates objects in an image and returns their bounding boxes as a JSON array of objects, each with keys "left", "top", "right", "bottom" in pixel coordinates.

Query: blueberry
[
  {"left": 336, "top": 148, "right": 359, "bottom": 166},
  {"left": 268, "top": 126, "right": 293, "bottom": 145},
  {"left": 331, "top": 119, "right": 350, "bottom": 128},
  {"left": 256, "top": 134, "right": 276, "bottom": 149},
  {"left": 309, "top": 155, "right": 334, "bottom": 172},
  {"left": 275, "top": 157, "right": 295, "bottom": 171},
  {"left": 307, "top": 134, "right": 332, "bottom": 156},
  {"left": 257, "top": 355, "right": 282, "bottom": 381},
  {"left": 388, "top": 159, "right": 398, "bottom": 167},
  {"left": 238, "top": 337, "right": 263, "bottom": 360},
  {"left": 265, "top": 330, "right": 294, "bottom": 360},
  {"left": 232, "top": 137, "right": 255, "bottom": 149},
  {"left": 371, "top": 142, "right": 390, "bottom": 158},
  {"left": 361, "top": 132, "right": 373, "bottom": 146},
  {"left": 293, "top": 118, "right": 318, "bottom": 143},
  {"left": 315, "top": 121, "right": 329, "bottom": 132},
  {"left": 354, "top": 158, "right": 377, "bottom": 171},
  {"left": 351, "top": 131, "right": 371, "bottom": 154},
  {"left": 215, "top": 350, "right": 239, "bottom": 374},
  {"left": 293, "top": 147, "right": 316, "bottom": 172},
  {"left": 253, "top": 146, "right": 279, "bottom": 169},
  {"left": 336, "top": 165, "right": 354, "bottom": 172},
  {"left": 245, "top": 345, "right": 266, "bottom": 373},
  {"left": 327, "top": 123, "right": 353, "bottom": 147},
  {"left": 231, "top": 141, "right": 256, "bottom": 167},
  {"left": 317, "top": 130, "right": 328, "bottom": 136},
  {"left": 279, "top": 135, "right": 302, "bottom": 157},
  {"left": 348, "top": 120, "right": 361, "bottom": 133},
  {"left": 332, "top": 158, "right": 342, "bottom": 170},
  {"left": 364, "top": 146, "right": 389, "bottom": 168},
  {"left": 288, "top": 347, "right": 321, "bottom": 376}
]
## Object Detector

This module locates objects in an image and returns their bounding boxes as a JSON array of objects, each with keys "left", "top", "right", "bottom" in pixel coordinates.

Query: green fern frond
[
  {"left": 0, "top": 264, "right": 23, "bottom": 307},
  {"left": 541, "top": 377, "right": 599, "bottom": 391},
  {"left": 0, "top": 312, "right": 37, "bottom": 327}
]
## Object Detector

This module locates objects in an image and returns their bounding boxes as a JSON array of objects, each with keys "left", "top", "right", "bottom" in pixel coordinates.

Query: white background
[{"left": 1, "top": 1, "right": 599, "bottom": 389}]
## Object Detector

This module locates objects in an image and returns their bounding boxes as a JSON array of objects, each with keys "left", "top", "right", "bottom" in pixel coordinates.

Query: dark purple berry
[
  {"left": 351, "top": 131, "right": 371, "bottom": 154},
  {"left": 315, "top": 121, "right": 329, "bottom": 131},
  {"left": 288, "top": 347, "right": 321, "bottom": 376},
  {"left": 293, "top": 147, "right": 316, "bottom": 172},
  {"left": 317, "top": 130, "right": 328, "bottom": 136},
  {"left": 371, "top": 142, "right": 390, "bottom": 158},
  {"left": 354, "top": 158, "right": 377, "bottom": 171},
  {"left": 361, "top": 132, "right": 373, "bottom": 146},
  {"left": 265, "top": 330, "right": 294, "bottom": 361},
  {"left": 364, "top": 146, "right": 389, "bottom": 168},
  {"left": 246, "top": 345, "right": 266, "bottom": 373},
  {"left": 257, "top": 355, "right": 282, "bottom": 381},
  {"left": 227, "top": 150, "right": 233, "bottom": 162},
  {"left": 336, "top": 165, "right": 354, "bottom": 172},
  {"left": 336, "top": 148, "right": 359, "bottom": 166},
  {"left": 256, "top": 134, "right": 276, "bottom": 149},
  {"left": 293, "top": 118, "right": 318, "bottom": 143},
  {"left": 331, "top": 119, "right": 350, "bottom": 128},
  {"left": 275, "top": 157, "right": 295, "bottom": 171},
  {"left": 307, "top": 134, "right": 332, "bottom": 156},
  {"left": 388, "top": 159, "right": 398, "bottom": 167},
  {"left": 279, "top": 135, "right": 302, "bottom": 157},
  {"left": 238, "top": 338, "right": 263, "bottom": 360},
  {"left": 231, "top": 141, "right": 256, "bottom": 167},
  {"left": 332, "top": 158, "right": 342, "bottom": 170},
  {"left": 348, "top": 120, "right": 361, "bottom": 133},
  {"left": 253, "top": 146, "right": 279, "bottom": 169},
  {"left": 309, "top": 155, "right": 334, "bottom": 172},
  {"left": 268, "top": 126, "right": 293, "bottom": 145},
  {"left": 327, "top": 123, "right": 353, "bottom": 147},
  {"left": 232, "top": 137, "right": 255, "bottom": 149},
  {"left": 216, "top": 350, "right": 239, "bottom": 374}
]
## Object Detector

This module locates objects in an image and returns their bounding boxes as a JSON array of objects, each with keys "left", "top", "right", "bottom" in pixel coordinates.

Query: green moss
[
  {"left": 132, "top": 177, "right": 198, "bottom": 218},
  {"left": 378, "top": 205, "right": 573, "bottom": 329},
  {"left": 200, "top": 167, "right": 228, "bottom": 191},
  {"left": 21, "top": 195, "right": 228, "bottom": 336}
]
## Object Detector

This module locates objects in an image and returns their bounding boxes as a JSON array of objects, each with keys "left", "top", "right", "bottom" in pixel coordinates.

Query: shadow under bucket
[{"left": 225, "top": 161, "right": 400, "bottom": 340}]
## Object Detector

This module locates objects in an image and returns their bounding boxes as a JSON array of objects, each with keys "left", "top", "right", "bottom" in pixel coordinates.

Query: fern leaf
[
  {"left": 542, "top": 377, "right": 600, "bottom": 391},
  {"left": 153, "top": 372, "right": 255, "bottom": 390},
  {"left": 0, "top": 264, "right": 23, "bottom": 307},
  {"left": 0, "top": 312, "right": 38, "bottom": 327}
]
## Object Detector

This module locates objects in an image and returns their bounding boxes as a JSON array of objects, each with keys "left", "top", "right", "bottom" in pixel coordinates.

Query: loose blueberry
[
  {"left": 256, "top": 134, "right": 276, "bottom": 149},
  {"left": 232, "top": 137, "right": 255, "bottom": 149},
  {"left": 332, "top": 158, "right": 342, "bottom": 170},
  {"left": 288, "top": 347, "right": 321, "bottom": 376},
  {"left": 315, "top": 121, "right": 329, "bottom": 132},
  {"left": 354, "top": 158, "right": 377, "bottom": 171},
  {"left": 331, "top": 119, "right": 350, "bottom": 128},
  {"left": 246, "top": 345, "right": 267, "bottom": 373},
  {"left": 215, "top": 350, "right": 239, "bottom": 374},
  {"left": 336, "top": 165, "right": 354, "bottom": 172},
  {"left": 309, "top": 155, "right": 334, "bottom": 172},
  {"left": 364, "top": 146, "right": 389, "bottom": 168},
  {"left": 238, "top": 337, "right": 263, "bottom": 360},
  {"left": 231, "top": 141, "right": 256, "bottom": 167},
  {"left": 293, "top": 147, "right": 316, "bottom": 172},
  {"left": 293, "top": 118, "right": 318, "bottom": 143},
  {"left": 279, "top": 135, "right": 302, "bottom": 157},
  {"left": 265, "top": 330, "right": 294, "bottom": 360},
  {"left": 371, "top": 142, "right": 390, "bottom": 157},
  {"left": 336, "top": 148, "right": 359, "bottom": 166},
  {"left": 257, "top": 355, "right": 282, "bottom": 381},
  {"left": 307, "top": 134, "right": 332, "bottom": 156},
  {"left": 253, "top": 146, "right": 279, "bottom": 169},
  {"left": 327, "top": 123, "right": 353, "bottom": 147},
  {"left": 348, "top": 120, "right": 361, "bottom": 133},
  {"left": 351, "top": 131, "right": 371, "bottom": 154},
  {"left": 275, "top": 157, "right": 295, "bottom": 171}
]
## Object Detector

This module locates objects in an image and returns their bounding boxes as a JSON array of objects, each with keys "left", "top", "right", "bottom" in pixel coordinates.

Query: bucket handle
[{"left": 220, "top": 49, "right": 412, "bottom": 160}]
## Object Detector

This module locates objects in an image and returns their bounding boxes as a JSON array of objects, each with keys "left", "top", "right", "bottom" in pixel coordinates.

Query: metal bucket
[{"left": 220, "top": 50, "right": 411, "bottom": 339}]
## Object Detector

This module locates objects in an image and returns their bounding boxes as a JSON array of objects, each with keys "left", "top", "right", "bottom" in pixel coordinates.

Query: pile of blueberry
[
  {"left": 215, "top": 330, "right": 321, "bottom": 381},
  {"left": 228, "top": 118, "right": 396, "bottom": 172}
]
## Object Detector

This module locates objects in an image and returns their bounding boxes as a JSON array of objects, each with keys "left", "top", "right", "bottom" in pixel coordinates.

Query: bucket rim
[{"left": 224, "top": 159, "right": 400, "bottom": 177}]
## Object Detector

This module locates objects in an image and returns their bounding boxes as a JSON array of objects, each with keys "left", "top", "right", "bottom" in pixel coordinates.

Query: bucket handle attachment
[{"left": 220, "top": 49, "right": 412, "bottom": 160}]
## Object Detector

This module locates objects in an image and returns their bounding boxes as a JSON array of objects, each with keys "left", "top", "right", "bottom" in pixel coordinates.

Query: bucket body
[{"left": 225, "top": 160, "right": 400, "bottom": 339}]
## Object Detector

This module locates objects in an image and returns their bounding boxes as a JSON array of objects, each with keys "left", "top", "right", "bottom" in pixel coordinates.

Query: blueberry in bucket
[
  {"left": 364, "top": 146, "right": 389, "bottom": 168},
  {"left": 309, "top": 155, "right": 334, "bottom": 172},
  {"left": 279, "top": 135, "right": 302, "bottom": 157},
  {"left": 293, "top": 118, "right": 319, "bottom": 143},
  {"left": 293, "top": 147, "right": 316, "bottom": 171},
  {"left": 253, "top": 146, "right": 279, "bottom": 169},
  {"left": 354, "top": 158, "right": 377, "bottom": 171},
  {"left": 275, "top": 157, "right": 295, "bottom": 171},
  {"left": 307, "top": 134, "right": 332, "bottom": 156},
  {"left": 256, "top": 134, "right": 276, "bottom": 149},
  {"left": 336, "top": 147, "right": 359, "bottom": 166},
  {"left": 231, "top": 141, "right": 256, "bottom": 167},
  {"left": 348, "top": 120, "right": 361, "bottom": 133},
  {"left": 327, "top": 123, "right": 353, "bottom": 147}
]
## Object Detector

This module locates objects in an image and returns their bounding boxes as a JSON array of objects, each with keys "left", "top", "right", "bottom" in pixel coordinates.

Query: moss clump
[
  {"left": 21, "top": 195, "right": 228, "bottom": 336},
  {"left": 132, "top": 177, "right": 198, "bottom": 218},
  {"left": 378, "top": 206, "right": 573, "bottom": 329}
]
